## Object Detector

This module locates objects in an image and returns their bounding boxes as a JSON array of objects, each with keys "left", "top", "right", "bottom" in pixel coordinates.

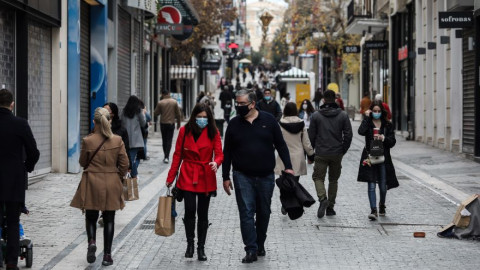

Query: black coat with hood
[
  {"left": 308, "top": 103, "right": 352, "bottom": 156},
  {"left": 357, "top": 117, "right": 399, "bottom": 190}
]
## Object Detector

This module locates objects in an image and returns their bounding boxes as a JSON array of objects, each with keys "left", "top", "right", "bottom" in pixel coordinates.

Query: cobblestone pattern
[
  {"left": 108, "top": 123, "right": 480, "bottom": 270},
  {"left": 22, "top": 132, "right": 170, "bottom": 270},
  {"left": 21, "top": 120, "right": 480, "bottom": 270}
]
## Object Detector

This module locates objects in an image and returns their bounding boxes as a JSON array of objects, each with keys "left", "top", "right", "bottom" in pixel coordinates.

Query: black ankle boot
[
  {"left": 379, "top": 204, "right": 386, "bottom": 216},
  {"left": 183, "top": 218, "right": 195, "bottom": 258},
  {"left": 197, "top": 220, "right": 209, "bottom": 261}
]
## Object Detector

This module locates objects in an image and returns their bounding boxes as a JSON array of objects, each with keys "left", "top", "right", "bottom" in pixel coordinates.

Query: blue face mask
[
  {"left": 264, "top": 96, "right": 271, "bottom": 101},
  {"left": 196, "top": 118, "right": 208, "bottom": 129},
  {"left": 372, "top": 112, "right": 382, "bottom": 119}
]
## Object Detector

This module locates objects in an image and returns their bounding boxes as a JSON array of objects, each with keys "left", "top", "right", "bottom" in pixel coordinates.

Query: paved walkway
[{"left": 16, "top": 119, "right": 480, "bottom": 270}]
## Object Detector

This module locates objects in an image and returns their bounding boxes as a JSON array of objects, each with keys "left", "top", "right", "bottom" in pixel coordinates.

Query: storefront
[
  {"left": 391, "top": 3, "right": 415, "bottom": 138},
  {"left": 0, "top": 0, "right": 61, "bottom": 176}
]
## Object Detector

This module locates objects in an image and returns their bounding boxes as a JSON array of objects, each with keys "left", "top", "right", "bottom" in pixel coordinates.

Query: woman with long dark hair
[
  {"left": 298, "top": 99, "right": 315, "bottom": 129},
  {"left": 104, "top": 102, "right": 130, "bottom": 167},
  {"left": 357, "top": 101, "right": 399, "bottom": 221},
  {"left": 71, "top": 107, "right": 129, "bottom": 266},
  {"left": 166, "top": 103, "right": 223, "bottom": 261},
  {"left": 121, "top": 96, "right": 146, "bottom": 181}
]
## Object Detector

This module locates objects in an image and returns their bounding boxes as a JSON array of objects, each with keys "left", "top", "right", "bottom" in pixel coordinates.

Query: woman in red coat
[{"left": 166, "top": 103, "right": 224, "bottom": 261}]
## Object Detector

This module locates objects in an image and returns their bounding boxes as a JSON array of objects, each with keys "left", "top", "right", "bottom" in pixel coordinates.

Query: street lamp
[{"left": 260, "top": 11, "right": 274, "bottom": 48}]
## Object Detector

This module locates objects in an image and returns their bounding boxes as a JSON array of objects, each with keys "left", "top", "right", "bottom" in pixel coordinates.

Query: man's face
[
  {"left": 264, "top": 91, "right": 271, "bottom": 98},
  {"left": 236, "top": 95, "right": 251, "bottom": 107},
  {"left": 9, "top": 102, "right": 14, "bottom": 111}
]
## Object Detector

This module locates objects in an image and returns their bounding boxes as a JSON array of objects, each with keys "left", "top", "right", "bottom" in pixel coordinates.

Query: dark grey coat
[
  {"left": 357, "top": 117, "right": 399, "bottom": 190},
  {"left": 308, "top": 103, "right": 353, "bottom": 156},
  {"left": 0, "top": 108, "right": 40, "bottom": 203}
]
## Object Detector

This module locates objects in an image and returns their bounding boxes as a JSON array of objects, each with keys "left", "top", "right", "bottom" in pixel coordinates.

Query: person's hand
[
  {"left": 166, "top": 181, "right": 173, "bottom": 188},
  {"left": 223, "top": 180, "right": 233, "bottom": 196},
  {"left": 284, "top": 169, "right": 295, "bottom": 175},
  {"left": 378, "top": 134, "right": 385, "bottom": 141},
  {"left": 209, "top": 162, "right": 218, "bottom": 172},
  {"left": 364, "top": 109, "right": 371, "bottom": 117}
]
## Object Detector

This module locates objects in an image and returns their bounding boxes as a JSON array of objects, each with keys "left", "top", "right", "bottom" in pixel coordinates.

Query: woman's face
[
  {"left": 196, "top": 111, "right": 208, "bottom": 119},
  {"left": 303, "top": 101, "right": 307, "bottom": 105},
  {"left": 372, "top": 106, "right": 381, "bottom": 114},
  {"left": 104, "top": 105, "right": 113, "bottom": 118}
]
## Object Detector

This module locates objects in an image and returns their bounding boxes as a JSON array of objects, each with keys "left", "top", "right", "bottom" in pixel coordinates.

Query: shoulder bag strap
[{"left": 84, "top": 137, "right": 108, "bottom": 169}]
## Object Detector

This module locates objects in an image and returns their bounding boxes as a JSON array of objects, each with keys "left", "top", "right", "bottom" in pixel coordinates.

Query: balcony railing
[{"left": 347, "top": 0, "right": 372, "bottom": 25}]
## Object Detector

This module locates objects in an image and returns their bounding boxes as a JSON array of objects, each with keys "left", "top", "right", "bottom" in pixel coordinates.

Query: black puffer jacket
[{"left": 308, "top": 103, "right": 352, "bottom": 156}]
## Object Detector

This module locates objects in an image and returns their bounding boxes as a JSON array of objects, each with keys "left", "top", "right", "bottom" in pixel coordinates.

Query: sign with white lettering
[
  {"left": 156, "top": 24, "right": 183, "bottom": 35},
  {"left": 365, "top": 41, "right": 388, "bottom": 50},
  {"left": 343, "top": 45, "right": 361, "bottom": 53},
  {"left": 439, "top": 12, "right": 473, "bottom": 29}
]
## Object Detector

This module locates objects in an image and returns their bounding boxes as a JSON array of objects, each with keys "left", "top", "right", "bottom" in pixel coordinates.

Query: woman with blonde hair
[{"left": 71, "top": 107, "right": 129, "bottom": 266}]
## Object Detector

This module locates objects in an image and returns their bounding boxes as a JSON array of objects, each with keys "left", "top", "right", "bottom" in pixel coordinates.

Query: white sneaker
[{"left": 163, "top": 158, "right": 169, "bottom": 164}]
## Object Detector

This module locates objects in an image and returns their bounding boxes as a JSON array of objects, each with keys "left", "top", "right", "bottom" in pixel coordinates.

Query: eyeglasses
[{"left": 235, "top": 102, "right": 251, "bottom": 106}]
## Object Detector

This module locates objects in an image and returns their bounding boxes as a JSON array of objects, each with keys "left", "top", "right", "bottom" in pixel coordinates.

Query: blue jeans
[
  {"left": 128, "top": 148, "right": 141, "bottom": 177},
  {"left": 233, "top": 171, "right": 275, "bottom": 253},
  {"left": 368, "top": 163, "right": 387, "bottom": 209}
]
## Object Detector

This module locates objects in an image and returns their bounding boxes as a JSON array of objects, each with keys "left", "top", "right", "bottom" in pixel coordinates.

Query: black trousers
[
  {"left": 0, "top": 202, "right": 21, "bottom": 266},
  {"left": 160, "top": 123, "right": 175, "bottom": 158},
  {"left": 183, "top": 191, "right": 211, "bottom": 221}
]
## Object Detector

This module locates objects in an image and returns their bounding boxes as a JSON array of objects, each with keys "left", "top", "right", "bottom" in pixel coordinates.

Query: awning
[
  {"left": 158, "top": 0, "right": 200, "bottom": 25},
  {"left": 125, "top": 0, "right": 157, "bottom": 18},
  {"left": 279, "top": 67, "right": 310, "bottom": 82},
  {"left": 345, "top": 18, "right": 388, "bottom": 35},
  {"left": 170, "top": 65, "right": 197, "bottom": 80}
]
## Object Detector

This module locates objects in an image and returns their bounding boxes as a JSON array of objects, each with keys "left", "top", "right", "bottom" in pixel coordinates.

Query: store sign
[
  {"left": 343, "top": 45, "right": 360, "bottom": 53},
  {"left": 158, "top": 6, "right": 182, "bottom": 24},
  {"left": 156, "top": 24, "right": 183, "bottom": 35},
  {"left": 126, "top": 0, "right": 157, "bottom": 16},
  {"left": 398, "top": 45, "right": 408, "bottom": 61},
  {"left": 439, "top": 12, "right": 473, "bottom": 29},
  {"left": 200, "top": 48, "right": 222, "bottom": 70},
  {"left": 365, "top": 41, "right": 388, "bottom": 50}
]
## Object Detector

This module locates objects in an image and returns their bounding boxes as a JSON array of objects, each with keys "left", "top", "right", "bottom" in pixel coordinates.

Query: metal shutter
[
  {"left": 0, "top": 4, "right": 15, "bottom": 95},
  {"left": 117, "top": 6, "right": 131, "bottom": 110},
  {"left": 134, "top": 18, "right": 143, "bottom": 101},
  {"left": 80, "top": 1, "right": 91, "bottom": 139},
  {"left": 27, "top": 19, "right": 52, "bottom": 172},
  {"left": 462, "top": 28, "right": 475, "bottom": 154}
]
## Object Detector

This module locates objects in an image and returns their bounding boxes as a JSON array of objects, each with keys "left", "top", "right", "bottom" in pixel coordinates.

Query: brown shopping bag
[
  {"left": 155, "top": 192, "right": 175, "bottom": 236},
  {"left": 123, "top": 173, "right": 139, "bottom": 201}
]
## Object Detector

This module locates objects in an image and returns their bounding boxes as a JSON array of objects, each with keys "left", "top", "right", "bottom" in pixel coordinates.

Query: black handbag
[
  {"left": 171, "top": 132, "right": 186, "bottom": 202},
  {"left": 369, "top": 139, "right": 384, "bottom": 156}
]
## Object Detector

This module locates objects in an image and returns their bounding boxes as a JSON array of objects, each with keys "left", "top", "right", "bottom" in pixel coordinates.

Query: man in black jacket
[
  {"left": 256, "top": 89, "right": 282, "bottom": 121},
  {"left": 0, "top": 89, "right": 39, "bottom": 270},
  {"left": 308, "top": 90, "right": 352, "bottom": 218},
  {"left": 223, "top": 89, "right": 294, "bottom": 263}
]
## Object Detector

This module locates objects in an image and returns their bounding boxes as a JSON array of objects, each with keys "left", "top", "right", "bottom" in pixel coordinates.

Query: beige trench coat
[
  {"left": 70, "top": 132, "right": 129, "bottom": 211},
  {"left": 274, "top": 116, "right": 315, "bottom": 176}
]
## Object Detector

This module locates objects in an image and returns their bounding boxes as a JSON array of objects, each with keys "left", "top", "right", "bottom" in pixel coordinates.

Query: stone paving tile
[
  {"left": 18, "top": 120, "right": 480, "bottom": 270},
  {"left": 110, "top": 124, "right": 480, "bottom": 270}
]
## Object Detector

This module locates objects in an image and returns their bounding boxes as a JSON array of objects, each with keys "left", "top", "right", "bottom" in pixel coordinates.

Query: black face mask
[{"left": 235, "top": 104, "right": 251, "bottom": 118}]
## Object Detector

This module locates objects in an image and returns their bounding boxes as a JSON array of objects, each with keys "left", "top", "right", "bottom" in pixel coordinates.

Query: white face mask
[{"left": 302, "top": 104, "right": 308, "bottom": 110}]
